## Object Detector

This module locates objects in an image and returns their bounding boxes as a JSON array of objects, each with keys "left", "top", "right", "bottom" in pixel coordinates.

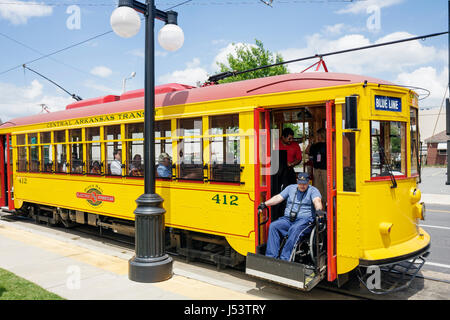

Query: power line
[
  {"left": 0, "top": 0, "right": 366, "bottom": 6},
  {"left": 208, "top": 31, "right": 449, "bottom": 83},
  {"left": 23, "top": 64, "right": 83, "bottom": 101},
  {"left": 0, "top": 31, "right": 107, "bottom": 80},
  {"left": 0, "top": 29, "right": 114, "bottom": 77},
  {"left": 0, "top": 0, "right": 194, "bottom": 77}
]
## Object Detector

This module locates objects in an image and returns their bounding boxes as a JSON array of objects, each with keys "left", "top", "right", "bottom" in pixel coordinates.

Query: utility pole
[{"left": 447, "top": 0, "right": 450, "bottom": 185}]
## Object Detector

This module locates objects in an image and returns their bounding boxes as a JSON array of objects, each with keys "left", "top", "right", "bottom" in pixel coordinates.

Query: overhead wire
[
  {"left": 0, "top": 31, "right": 112, "bottom": 80},
  {"left": 0, "top": 0, "right": 366, "bottom": 6},
  {"left": 0, "top": 0, "right": 194, "bottom": 77},
  {"left": 431, "top": 84, "right": 449, "bottom": 138}
]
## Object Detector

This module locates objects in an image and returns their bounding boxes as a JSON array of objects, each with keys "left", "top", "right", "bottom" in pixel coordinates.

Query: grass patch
[{"left": 0, "top": 268, "right": 64, "bottom": 300}]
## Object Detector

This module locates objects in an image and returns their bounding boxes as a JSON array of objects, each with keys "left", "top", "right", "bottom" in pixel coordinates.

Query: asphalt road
[{"left": 418, "top": 167, "right": 450, "bottom": 275}]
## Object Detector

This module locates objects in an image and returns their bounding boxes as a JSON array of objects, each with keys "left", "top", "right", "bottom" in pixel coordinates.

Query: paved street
[{"left": 418, "top": 167, "right": 450, "bottom": 275}]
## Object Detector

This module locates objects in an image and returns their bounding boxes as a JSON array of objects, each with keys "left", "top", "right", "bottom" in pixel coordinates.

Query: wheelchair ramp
[{"left": 245, "top": 253, "right": 324, "bottom": 291}]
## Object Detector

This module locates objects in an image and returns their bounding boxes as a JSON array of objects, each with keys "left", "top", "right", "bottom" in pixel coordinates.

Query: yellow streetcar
[{"left": 0, "top": 72, "right": 430, "bottom": 292}]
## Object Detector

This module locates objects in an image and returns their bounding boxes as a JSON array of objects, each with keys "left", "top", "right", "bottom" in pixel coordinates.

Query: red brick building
[{"left": 425, "top": 130, "right": 449, "bottom": 165}]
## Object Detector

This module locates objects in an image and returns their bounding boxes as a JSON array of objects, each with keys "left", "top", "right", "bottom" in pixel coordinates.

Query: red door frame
[
  {"left": 0, "top": 135, "right": 5, "bottom": 207},
  {"left": 6, "top": 134, "right": 14, "bottom": 210},
  {"left": 326, "top": 101, "right": 337, "bottom": 281},
  {"left": 254, "top": 108, "right": 271, "bottom": 249}
]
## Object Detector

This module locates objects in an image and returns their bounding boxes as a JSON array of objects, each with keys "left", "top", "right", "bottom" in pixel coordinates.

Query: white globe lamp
[
  {"left": 158, "top": 24, "right": 184, "bottom": 52},
  {"left": 110, "top": 6, "right": 141, "bottom": 38}
]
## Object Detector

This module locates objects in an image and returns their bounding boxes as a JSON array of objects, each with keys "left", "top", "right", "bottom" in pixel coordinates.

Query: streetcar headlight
[
  {"left": 413, "top": 202, "right": 425, "bottom": 220},
  {"left": 410, "top": 187, "right": 421, "bottom": 204},
  {"left": 420, "top": 202, "right": 426, "bottom": 220}
]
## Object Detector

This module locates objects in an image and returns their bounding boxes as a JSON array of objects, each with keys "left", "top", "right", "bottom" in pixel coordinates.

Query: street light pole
[
  {"left": 122, "top": 72, "right": 136, "bottom": 94},
  {"left": 111, "top": 0, "right": 184, "bottom": 283}
]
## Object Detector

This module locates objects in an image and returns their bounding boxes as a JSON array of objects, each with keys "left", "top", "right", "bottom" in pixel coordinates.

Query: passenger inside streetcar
[
  {"left": 156, "top": 152, "right": 172, "bottom": 178},
  {"left": 129, "top": 154, "right": 143, "bottom": 177}
]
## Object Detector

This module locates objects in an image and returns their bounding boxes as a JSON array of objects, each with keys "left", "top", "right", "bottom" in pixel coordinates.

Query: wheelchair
[{"left": 277, "top": 210, "right": 327, "bottom": 267}]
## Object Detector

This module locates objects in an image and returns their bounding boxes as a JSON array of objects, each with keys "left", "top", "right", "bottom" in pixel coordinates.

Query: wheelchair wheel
[{"left": 309, "top": 225, "right": 326, "bottom": 265}]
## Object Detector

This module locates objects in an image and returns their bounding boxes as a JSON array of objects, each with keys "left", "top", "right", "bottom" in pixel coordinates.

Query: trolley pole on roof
[{"left": 110, "top": 0, "right": 184, "bottom": 282}]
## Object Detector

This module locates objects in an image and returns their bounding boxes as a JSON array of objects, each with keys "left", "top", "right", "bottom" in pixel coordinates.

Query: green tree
[{"left": 216, "top": 39, "right": 288, "bottom": 83}]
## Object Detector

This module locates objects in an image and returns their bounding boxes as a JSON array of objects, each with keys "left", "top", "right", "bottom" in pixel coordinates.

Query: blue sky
[{"left": 0, "top": 0, "right": 448, "bottom": 122}]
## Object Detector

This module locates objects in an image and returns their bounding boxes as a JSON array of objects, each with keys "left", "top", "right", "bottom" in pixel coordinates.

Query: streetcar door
[
  {"left": 325, "top": 101, "right": 337, "bottom": 282},
  {"left": 254, "top": 108, "right": 271, "bottom": 251},
  {"left": 0, "top": 135, "right": 6, "bottom": 208},
  {"left": 0, "top": 134, "right": 11, "bottom": 209}
]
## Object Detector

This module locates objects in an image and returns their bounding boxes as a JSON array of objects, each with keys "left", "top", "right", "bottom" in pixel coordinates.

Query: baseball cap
[
  {"left": 297, "top": 172, "right": 310, "bottom": 184},
  {"left": 158, "top": 152, "right": 171, "bottom": 162}
]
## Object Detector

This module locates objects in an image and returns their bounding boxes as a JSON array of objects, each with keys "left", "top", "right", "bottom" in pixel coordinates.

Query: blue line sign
[{"left": 375, "top": 95, "right": 402, "bottom": 112}]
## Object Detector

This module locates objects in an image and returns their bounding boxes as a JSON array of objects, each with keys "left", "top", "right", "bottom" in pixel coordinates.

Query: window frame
[
  {"left": 177, "top": 117, "right": 204, "bottom": 182},
  {"left": 370, "top": 120, "right": 408, "bottom": 180},
  {"left": 208, "top": 114, "right": 242, "bottom": 184}
]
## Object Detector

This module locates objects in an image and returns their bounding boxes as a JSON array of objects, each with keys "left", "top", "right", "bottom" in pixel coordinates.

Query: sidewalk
[
  {"left": 421, "top": 193, "right": 450, "bottom": 206},
  {"left": 0, "top": 219, "right": 263, "bottom": 300}
]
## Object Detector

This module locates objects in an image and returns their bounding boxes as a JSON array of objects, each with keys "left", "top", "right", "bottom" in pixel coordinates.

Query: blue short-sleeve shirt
[
  {"left": 279, "top": 184, "right": 321, "bottom": 221},
  {"left": 157, "top": 164, "right": 172, "bottom": 178}
]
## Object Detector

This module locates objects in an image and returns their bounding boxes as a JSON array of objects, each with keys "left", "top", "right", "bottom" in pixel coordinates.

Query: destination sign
[{"left": 374, "top": 95, "right": 402, "bottom": 112}]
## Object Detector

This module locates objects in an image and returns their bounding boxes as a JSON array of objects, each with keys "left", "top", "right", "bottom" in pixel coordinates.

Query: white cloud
[
  {"left": 90, "top": 66, "right": 113, "bottom": 78},
  {"left": 323, "top": 23, "right": 346, "bottom": 35},
  {"left": 0, "top": 80, "right": 72, "bottom": 121},
  {"left": 158, "top": 58, "right": 208, "bottom": 86},
  {"left": 0, "top": 0, "right": 53, "bottom": 25},
  {"left": 127, "top": 49, "right": 145, "bottom": 58},
  {"left": 155, "top": 50, "right": 168, "bottom": 57},
  {"left": 84, "top": 79, "right": 121, "bottom": 95},
  {"left": 279, "top": 31, "right": 446, "bottom": 75},
  {"left": 337, "top": 0, "right": 404, "bottom": 14},
  {"left": 24, "top": 80, "right": 43, "bottom": 99},
  {"left": 396, "top": 67, "right": 448, "bottom": 108},
  {"left": 211, "top": 42, "right": 255, "bottom": 72}
]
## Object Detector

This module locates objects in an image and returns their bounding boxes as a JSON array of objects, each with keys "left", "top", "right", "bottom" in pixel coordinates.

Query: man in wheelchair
[{"left": 258, "top": 172, "right": 323, "bottom": 261}]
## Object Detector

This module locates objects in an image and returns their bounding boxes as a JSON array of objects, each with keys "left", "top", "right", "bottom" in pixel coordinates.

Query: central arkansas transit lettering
[
  {"left": 76, "top": 185, "right": 115, "bottom": 207},
  {"left": 47, "top": 111, "right": 144, "bottom": 128}
]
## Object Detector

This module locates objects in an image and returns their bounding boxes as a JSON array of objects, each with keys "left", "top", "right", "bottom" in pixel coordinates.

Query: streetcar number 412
[{"left": 212, "top": 194, "right": 238, "bottom": 206}]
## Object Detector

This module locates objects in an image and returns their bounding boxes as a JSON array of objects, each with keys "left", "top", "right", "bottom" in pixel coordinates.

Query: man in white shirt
[{"left": 110, "top": 149, "right": 122, "bottom": 175}]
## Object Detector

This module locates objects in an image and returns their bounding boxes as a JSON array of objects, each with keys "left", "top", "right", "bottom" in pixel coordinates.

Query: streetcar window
[
  {"left": 86, "top": 127, "right": 101, "bottom": 175},
  {"left": 343, "top": 132, "right": 356, "bottom": 191},
  {"left": 155, "top": 121, "right": 172, "bottom": 179},
  {"left": 209, "top": 114, "right": 240, "bottom": 183},
  {"left": 54, "top": 130, "right": 67, "bottom": 173},
  {"left": 104, "top": 125, "right": 122, "bottom": 176},
  {"left": 28, "top": 133, "right": 39, "bottom": 172},
  {"left": 178, "top": 118, "right": 203, "bottom": 181},
  {"left": 16, "top": 134, "right": 25, "bottom": 146},
  {"left": 70, "top": 129, "right": 83, "bottom": 174},
  {"left": 17, "top": 146, "right": 27, "bottom": 172},
  {"left": 370, "top": 121, "right": 406, "bottom": 178},
  {"left": 54, "top": 130, "right": 65, "bottom": 143},
  {"left": 40, "top": 132, "right": 52, "bottom": 173},
  {"left": 126, "top": 123, "right": 144, "bottom": 177},
  {"left": 16, "top": 134, "right": 27, "bottom": 172},
  {"left": 410, "top": 108, "right": 419, "bottom": 176}
]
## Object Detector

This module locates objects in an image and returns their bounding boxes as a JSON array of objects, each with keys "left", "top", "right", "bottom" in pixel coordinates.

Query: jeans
[{"left": 265, "top": 216, "right": 313, "bottom": 261}]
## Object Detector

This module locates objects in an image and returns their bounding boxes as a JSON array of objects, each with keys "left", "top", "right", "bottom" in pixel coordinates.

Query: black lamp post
[{"left": 111, "top": 0, "right": 184, "bottom": 282}]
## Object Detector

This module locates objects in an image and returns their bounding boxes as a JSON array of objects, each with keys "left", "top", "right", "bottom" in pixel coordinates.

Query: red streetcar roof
[
  {"left": 120, "top": 83, "right": 195, "bottom": 100},
  {"left": 0, "top": 72, "right": 394, "bottom": 130},
  {"left": 66, "top": 95, "right": 120, "bottom": 110}
]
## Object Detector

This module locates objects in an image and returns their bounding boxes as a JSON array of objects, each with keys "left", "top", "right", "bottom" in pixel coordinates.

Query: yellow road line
[
  {"left": 428, "top": 209, "right": 450, "bottom": 214},
  {"left": 0, "top": 223, "right": 263, "bottom": 300}
]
